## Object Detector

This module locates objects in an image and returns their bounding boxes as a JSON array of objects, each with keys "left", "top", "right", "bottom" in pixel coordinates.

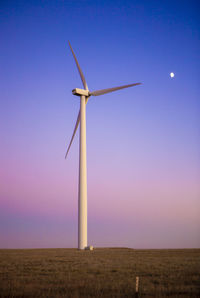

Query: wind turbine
[{"left": 66, "top": 41, "right": 141, "bottom": 250}]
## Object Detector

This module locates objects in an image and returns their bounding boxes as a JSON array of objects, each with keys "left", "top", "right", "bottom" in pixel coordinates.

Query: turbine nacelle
[{"left": 72, "top": 88, "right": 90, "bottom": 97}]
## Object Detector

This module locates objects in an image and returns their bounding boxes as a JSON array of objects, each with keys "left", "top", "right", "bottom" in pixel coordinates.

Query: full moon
[{"left": 170, "top": 72, "right": 175, "bottom": 78}]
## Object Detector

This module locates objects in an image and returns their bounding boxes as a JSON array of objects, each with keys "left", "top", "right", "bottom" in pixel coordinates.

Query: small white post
[{"left": 136, "top": 276, "right": 139, "bottom": 297}]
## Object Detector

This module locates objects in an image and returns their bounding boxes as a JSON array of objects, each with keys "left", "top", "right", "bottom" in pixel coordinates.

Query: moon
[{"left": 170, "top": 72, "right": 175, "bottom": 78}]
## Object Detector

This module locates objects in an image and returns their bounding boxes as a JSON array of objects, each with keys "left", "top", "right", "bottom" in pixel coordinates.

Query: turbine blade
[
  {"left": 90, "top": 83, "right": 141, "bottom": 96},
  {"left": 68, "top": 41, "right": 88, "bottom": 90},
  {"left": 65, "top": 96, "right": 90, "bottom": 159},
  {"left": 65, "top": 111, "right": 80, "bottom": 159}
]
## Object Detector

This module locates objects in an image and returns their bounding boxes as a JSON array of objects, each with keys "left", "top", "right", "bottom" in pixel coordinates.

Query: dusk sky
[{"left": 0, "top": 0, "right": 199, "bottom": 249}]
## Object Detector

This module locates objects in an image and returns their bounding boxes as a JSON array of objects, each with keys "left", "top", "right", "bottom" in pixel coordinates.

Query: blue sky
[{"left": 0, "top": 0, "right": 199, "bottom": 248}]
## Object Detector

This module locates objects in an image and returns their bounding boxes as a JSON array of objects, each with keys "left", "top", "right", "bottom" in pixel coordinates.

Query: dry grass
[{"left": 0, "top": 248, "right": 199, "bottom": 297}]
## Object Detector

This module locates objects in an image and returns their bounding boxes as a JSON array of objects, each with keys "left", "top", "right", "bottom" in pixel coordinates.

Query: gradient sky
[{"left": 0, "top": 0, "right": 199, "bottom": 249}]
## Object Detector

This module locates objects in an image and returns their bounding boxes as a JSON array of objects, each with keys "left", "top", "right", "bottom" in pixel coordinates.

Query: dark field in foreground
[{"left": 0, "top": 248, "right": 199, "bottom": 297}]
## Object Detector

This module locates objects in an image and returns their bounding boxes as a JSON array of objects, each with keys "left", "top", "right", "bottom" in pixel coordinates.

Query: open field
[{"left": 0, "top": 248, "right": 199, "bottom": 297}]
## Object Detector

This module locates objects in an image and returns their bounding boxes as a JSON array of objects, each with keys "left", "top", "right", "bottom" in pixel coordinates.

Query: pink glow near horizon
[{"left": 1, "top": 139, "right": 199, "bottom": 249}]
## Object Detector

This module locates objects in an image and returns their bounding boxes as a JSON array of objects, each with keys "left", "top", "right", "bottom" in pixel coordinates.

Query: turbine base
[{"left": 85, "top": 246, "right": 93, "bottom": 251}]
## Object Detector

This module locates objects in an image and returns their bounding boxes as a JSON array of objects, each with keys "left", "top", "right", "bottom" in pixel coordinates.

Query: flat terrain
[{"left": 0, "top": 248, "right": 199, "bottom": 297}]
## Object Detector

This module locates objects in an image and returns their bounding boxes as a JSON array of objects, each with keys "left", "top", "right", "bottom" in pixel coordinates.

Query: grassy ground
[{"left": 0, "top": 248, "right": 199, "bottom": 297}]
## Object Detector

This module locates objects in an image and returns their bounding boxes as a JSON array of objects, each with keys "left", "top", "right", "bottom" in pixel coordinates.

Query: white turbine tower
[{"left": 66, "top": 41, "right": 141, "bottom": 250}]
